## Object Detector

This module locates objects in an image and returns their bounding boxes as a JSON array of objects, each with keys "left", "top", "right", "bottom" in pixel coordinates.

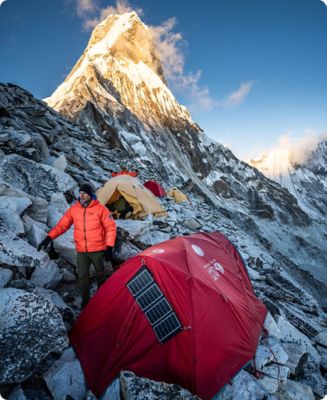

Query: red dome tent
[
  {"left": 69, "top": 232, "right": 267, "bottom": 400},
  {"left": 143, "top": 180, "right": 166, "bottom": 197}
]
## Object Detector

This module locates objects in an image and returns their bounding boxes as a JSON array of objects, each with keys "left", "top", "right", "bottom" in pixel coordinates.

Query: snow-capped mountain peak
[
  {"left": 250, "top": 140, "right": 327, "bottom": 219},
  {"left": 45, "top": 11, "right": 197, "bottom": 133}
]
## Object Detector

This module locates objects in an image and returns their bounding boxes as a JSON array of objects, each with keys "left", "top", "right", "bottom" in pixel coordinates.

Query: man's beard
[{"left": 80, "top": 198, "right": 91, "bottom": 207}]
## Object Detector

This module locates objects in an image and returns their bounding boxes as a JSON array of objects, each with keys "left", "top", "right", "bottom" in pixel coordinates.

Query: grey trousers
[{"left": 76, "top": 250, "right": 105, "bottom": 308}]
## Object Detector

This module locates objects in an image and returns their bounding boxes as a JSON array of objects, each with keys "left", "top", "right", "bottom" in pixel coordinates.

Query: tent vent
[{"left": 127, "top": 266, "right": 182, "bottom": 344}]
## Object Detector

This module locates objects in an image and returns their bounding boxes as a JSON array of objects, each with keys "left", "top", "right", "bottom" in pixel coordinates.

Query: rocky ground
[{"left": 0, "top": 83, "right": 326, "bottom": 399}]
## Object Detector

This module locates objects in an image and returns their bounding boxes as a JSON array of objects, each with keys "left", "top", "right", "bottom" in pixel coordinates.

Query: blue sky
[{"left": 0, "top": 0, "right": 326, "bottom": 160}]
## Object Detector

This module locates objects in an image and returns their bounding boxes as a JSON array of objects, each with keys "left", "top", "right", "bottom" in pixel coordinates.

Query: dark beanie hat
[{"left": 79, "top": 183, "right": 94, "bottom": 197}]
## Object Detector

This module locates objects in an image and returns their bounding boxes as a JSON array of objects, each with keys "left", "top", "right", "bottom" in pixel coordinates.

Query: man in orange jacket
[{"left": 38, "top": 183, "right": 117, "bottom": 308}]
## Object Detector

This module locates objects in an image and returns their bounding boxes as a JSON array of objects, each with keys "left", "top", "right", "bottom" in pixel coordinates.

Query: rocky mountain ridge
[{"left": 250, "top": 139, "right": 327, "bottom": 221}]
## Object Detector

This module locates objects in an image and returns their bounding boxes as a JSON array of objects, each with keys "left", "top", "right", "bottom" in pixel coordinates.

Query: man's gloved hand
[
  {"left": 104, "top": 246, "right": 113, "bottom": 261},
  {"left": 37, "top": 236, "right": 52, "bottom": 251}
]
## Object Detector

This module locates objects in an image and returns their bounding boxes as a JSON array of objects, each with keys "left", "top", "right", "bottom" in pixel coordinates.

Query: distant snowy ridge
[{"left": 250, "top": 139, "right": 327, "bottom": 219}]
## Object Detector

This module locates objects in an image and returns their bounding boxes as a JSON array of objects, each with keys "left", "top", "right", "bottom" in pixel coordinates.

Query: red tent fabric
[
  {"left": 143, "top": 180, "right": 166, "bottom": 197},
  {"left": 69, "top": 232, "right": 267, "bottom": 400}
]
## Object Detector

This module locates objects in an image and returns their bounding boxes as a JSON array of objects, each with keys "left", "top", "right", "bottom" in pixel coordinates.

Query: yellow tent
[
  {"left": 96, "top": 175, "right": 167, "bottom": 219},
  {"left": 167, "top": 187, "right": 189, "bottom": 203}
]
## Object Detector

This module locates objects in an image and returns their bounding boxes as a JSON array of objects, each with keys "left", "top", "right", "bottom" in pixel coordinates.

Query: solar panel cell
[{"left": 127, "top": 266, "right": 182, "bottom": 344}]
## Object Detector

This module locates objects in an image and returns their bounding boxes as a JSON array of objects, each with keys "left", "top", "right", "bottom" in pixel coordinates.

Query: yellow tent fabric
[
  {"left": 167, "top": 187, "right": 189, "bottom": 203},
  {"left": 96, "top": 175, "right": 167, "bottom": 219}
]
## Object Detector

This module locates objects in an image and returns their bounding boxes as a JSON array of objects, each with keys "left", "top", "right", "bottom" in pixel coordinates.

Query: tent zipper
[{"left": 84, "top": 207, "right": 88, "bottom": 252}]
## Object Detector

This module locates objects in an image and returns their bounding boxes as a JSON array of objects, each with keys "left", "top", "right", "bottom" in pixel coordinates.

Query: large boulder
[
  {"left": 0, "top": 180, "right": 48, "bottom": 223},
  {"left": 0, "top": 154, "right": 76, "bottom": 202},
  {"left": 0, "top": 288, "right": 68, "bottom": 384},
  {"left": 263, "top": 312, "right": 281, "bottom": 339},
  {"left": 22, "top": 215, "right": 48, "bottom": 248},
  {"left": 100, "top": 378, "right": 120, "bottom": 400},
  {"left": 213, "top": 370, "right": 266, "bottom": 400},
  {"left": 116, "top": 219, "right": 152, "bottom": 240},
  {"left": 43, "top": 347, "right": 87, "bottom": 400},
  {"left": 0, "top": 129, "right": 49, "bottom": 163},
  {"left": 30, "top": 261, "right": 62, "bottom": 289},
  {"left": 47, "top": 193, "right": 76, "bottom": 266},
  {"left": 0, "top": 223, "right": 49, "bottom": 273},
  {"left": 0, "top": 268, "right": 13, "bottom": 288},
  {"left": 276, "top": 315, "right": 320, "bottom": 365},
  {"left": 134, "top": 230, "right": 170, "bottom": 247},
  {"left": 0, "top": 196, "right": 31, "bottom": 235},
  {"left": 120, "top": 371, "right": 200, "bottom": 399},
  {"left": 279, "top": 379, "right": 315, "bottom": 400}
]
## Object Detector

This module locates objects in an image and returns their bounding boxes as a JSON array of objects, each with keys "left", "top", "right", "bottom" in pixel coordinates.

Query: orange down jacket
[{"left": 48, "top": 200, "right": 116, "bottom": 253}]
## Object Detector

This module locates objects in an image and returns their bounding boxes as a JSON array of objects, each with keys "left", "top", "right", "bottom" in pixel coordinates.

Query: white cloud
[
  {"left": 320, "top": 0, "right": 327, "bottom": 6},
  {"left": 76, "top": 0, "right": 143, "bottom": 30},
  {"left": 149, "top": 18, "right": 217, "bottom": 111},
  {"left": 0, "top": 0, "right": 7, "bottom": 7},
  {"left": 249, "top": 130, "right": 327, "bottom": 167},
  {"left": 220, "top": 81, "right": 255, "bottom": 108}
]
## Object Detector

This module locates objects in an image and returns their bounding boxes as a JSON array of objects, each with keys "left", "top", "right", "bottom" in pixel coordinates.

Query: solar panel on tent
[{"left": 127, "top": 266, "right": 182, "bottom": 343}]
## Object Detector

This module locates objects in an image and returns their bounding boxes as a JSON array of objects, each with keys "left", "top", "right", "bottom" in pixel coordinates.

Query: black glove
[
  {"left": 37, "top": 236, "right": 52, "bottom": 251},
  {"left": 104, "top": 246, "right": 113, "bottom": 261}
]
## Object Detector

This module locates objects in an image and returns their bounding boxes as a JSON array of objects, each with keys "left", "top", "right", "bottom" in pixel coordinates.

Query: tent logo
[
  {"left": 214, "top": 262, "right": 224, "bottom": 274},
  {"left": 203, "top": 259, "right": 225, "bottom": 281},
  {"left": 191, "top": 244, "right": 204, "bottom": 256},
  {"left": 151, "top": 248, "right": 165, "bottom": 254}
]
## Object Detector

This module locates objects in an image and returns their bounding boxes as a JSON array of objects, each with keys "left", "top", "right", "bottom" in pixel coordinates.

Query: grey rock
[
  {"left": 0, "top": 181, "right": 48, "bottom": 224},
  {"left": 6, "top": 384, "right": 27, "bottom": 400},
  {"left": 116, "top": 219, "right": 152, "bottom": 239},
  {"left": 7, "top": 279, "right": 36, "bottom": 292},
  {"left": 134, "top": 230, "right": 170, "bottom": 246},
  {"left": 0, "top": 196, "right": 31, "bottom": 235},
  {"left": 317, "top": 345, "right": 327, "bottom": 370},
  {"left": 296, "top": 371, "right": 327, "bottom": 399},
  {"left": 313, "top": 332, "right": 327, "bottom": 348},
  {"left": 0, "top": 154, "right": 76, "bottom": 202},
  {"left": 114, "top": 241, "right": 140, "bottom": 264},
  {"left": 47, "top": 192, "right": 70, "bottom": 227},
  {"left": 0, "top": 288, "right": 68, "bottom": 384},
  {"left": 276, "top": 315, "right": 320, "bottom": 365},
  {"left": 23, "top": 215, "right": 48, "bottom": 248},
  {"left": 247, "top": 266, "right": 265, "bottom": 281},
  {"left": 120, "top": 371, "right": 200, "bottom": 399},
  {"left": 282, "top": 342, "right": 309, "bottom": 375},
  {"left": 263, "top": 313, "right": 281, "bottom": 340},
  {"left": 255, "top": 345, "right": 275, "bottom": 370},
  {"left": 100, "top": 378, "right": 121, "bottom": 400},
  {"left": 34, "top": 287, "right": 73, "bottom": 315},
  {"left": 30, "top": 260, "right": 62, "bottom": 289},
  {"left": 0, "top": 224, "right": 49, "bottom": 269},
  {"left": 43, "top": 348, "right": 86, "bottom": 400},
  {"left": 261, "top": 338, "right": 288, "bottom": 365},
  {"left": 257, "top": 374, "right": 279, "bottom": 395},
  {"left": 0, "top": 267, "right": 13, "bottom": 288},
  {"left": 61, "top": 268, "right": 76, "bottom": 283},
  {"left": 47, "top": 193, "right": 76, "bottom": 265},
  {"left": 49, "top": 154, "right": 68, "bottom": 171},
  {"left": 279, "top": 379, "right": 315, "bottom": 400},
  {"left": 213, "top": 370, "right": 266, "bottom": 400},
  {"left": 261, "top": 365, "right": 289, "bottom": 383},
  {"left": 182, "top": 218, "right": 202, "bottom": 231}
]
